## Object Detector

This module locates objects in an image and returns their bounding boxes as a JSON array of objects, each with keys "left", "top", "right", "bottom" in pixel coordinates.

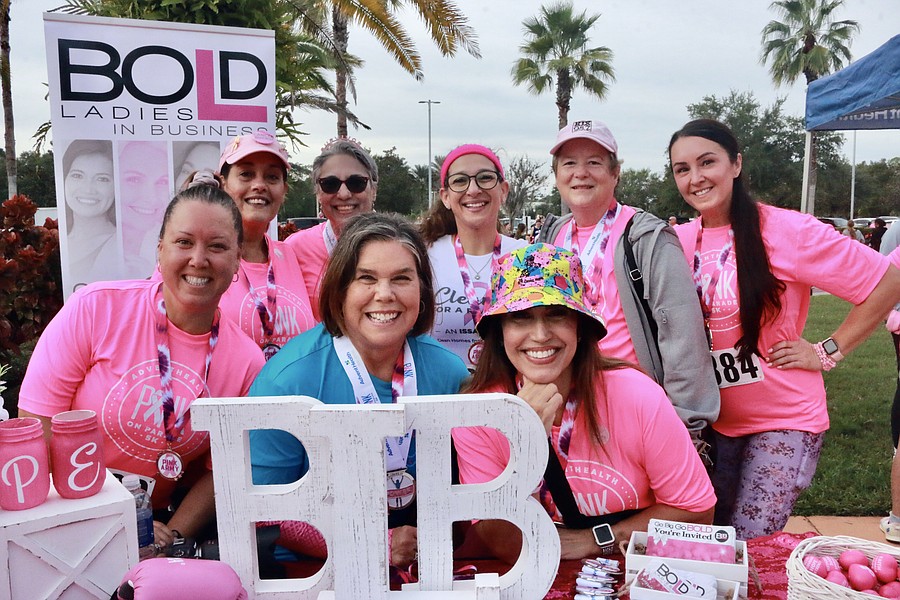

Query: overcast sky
[{"left": 9, "top": 0, "right": 899, "bottom": 176}]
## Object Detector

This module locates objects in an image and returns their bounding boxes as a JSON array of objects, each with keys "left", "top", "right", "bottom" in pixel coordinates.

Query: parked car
[
  {"left": 817, "top": 217, "right": 848, "bottom": 230},
  {"left": 852, "top": 217, "right": 873, "bottom": 229},
  {"left": 286, "top": 217, "right": 325, "bottom": 230}
]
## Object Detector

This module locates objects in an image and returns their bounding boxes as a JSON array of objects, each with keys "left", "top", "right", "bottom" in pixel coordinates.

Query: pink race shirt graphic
[
  {"left": 697, "top": 246, "right": 740, "bottom": 333},
  {"left": 237, "top": 285, "right": 315, "bottom": 350},
  {"left": 566, "top": 459, "right": 639, "bottom": 516},
  {"left": 102, "top": 359, "right": 208, "bottom": 466}
]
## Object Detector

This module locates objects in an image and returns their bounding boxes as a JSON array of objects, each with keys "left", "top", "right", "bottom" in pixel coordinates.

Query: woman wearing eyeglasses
[
  {"left": 216, "top": 132, "right": 316, "bottom": 360},
  {"left": 284, "top": 139, "right": 378, "bottom": 319},
  {"left": 420, "top": 144, "right": 527, "bottom": 370}
]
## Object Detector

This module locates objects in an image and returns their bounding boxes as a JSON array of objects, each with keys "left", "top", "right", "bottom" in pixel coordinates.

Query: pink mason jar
[
  {"left": 0, "top": 417, "right": 51, "bottom": 510},
  {"left": 50, "top": 409, "right": 106, "bottom": 499}
]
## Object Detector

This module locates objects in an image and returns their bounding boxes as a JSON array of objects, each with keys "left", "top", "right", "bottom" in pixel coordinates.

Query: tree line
[{"left": 6, "top": 89, "right": 899, "bottom": 223}]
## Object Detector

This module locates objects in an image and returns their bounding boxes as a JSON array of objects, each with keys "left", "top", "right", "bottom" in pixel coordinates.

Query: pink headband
[{"left": 440, "top": 144, "right": 504, "bottom": 185}]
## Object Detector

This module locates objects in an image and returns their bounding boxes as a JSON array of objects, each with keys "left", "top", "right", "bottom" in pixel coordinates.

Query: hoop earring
[{"left": 232, "top": 273, "right": 239, "bottom": 283}]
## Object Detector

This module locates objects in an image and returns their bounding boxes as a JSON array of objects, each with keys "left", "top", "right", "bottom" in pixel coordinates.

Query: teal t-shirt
[{"left": 249, "top": 323, "right": 468, "bottom": 526}]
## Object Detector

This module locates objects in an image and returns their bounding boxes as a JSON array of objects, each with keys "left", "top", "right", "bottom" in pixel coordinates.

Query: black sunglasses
[{"left": 317, "top": 175, "right": 369, "bottom": 194}]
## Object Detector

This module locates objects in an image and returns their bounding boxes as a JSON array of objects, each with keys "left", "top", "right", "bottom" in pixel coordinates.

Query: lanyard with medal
[
  {"left": 563, "top": 203, "right": 620, "bottom": 311},
  {"left": 332, "top": 335, "right": 418, "bottom": 511},
  {"left": 154, "top": 286, "right": 219, "bottom": 481},
  {"left": 241, "top": 236, "right": 279, "bottom": 360},
  {"left": 453, "top": 233, "right": 502, "bottom": 364}
]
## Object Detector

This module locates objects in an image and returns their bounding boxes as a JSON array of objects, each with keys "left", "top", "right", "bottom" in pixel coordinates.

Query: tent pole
[
  {"left": 800, "top": 131, "right": 812, "bottom": 214},
  {"left": 849, "top": 131, "right": 857, "bottom": 221}
]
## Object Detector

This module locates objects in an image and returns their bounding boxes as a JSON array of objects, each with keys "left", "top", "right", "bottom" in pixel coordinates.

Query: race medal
[
  {"left": 467, "top": 340, "right": 484, "bottom": 366},
  {"left": 262, "top": 343, "right": 281, "bottom": 361},
  {"left": 157, "top": 449, "right": 184, "bottom": 481},
  {"left": 386, "top": 469, "right": 416, "bottom": 511}
]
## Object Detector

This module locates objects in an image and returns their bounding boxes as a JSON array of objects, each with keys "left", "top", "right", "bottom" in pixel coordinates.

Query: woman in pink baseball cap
[
  {"left": 453, "top": 244, "right": 715, "bottom": 563},
  {"left": 419, "top": 144, "right": 527, "bottom": 371},
  {"left": 214, "top": 131, "right": 316, "bottom": 360}
]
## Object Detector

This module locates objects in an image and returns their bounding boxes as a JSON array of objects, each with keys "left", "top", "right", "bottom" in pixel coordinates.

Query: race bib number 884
[{"left": 710, "top": 348, "right": 764, "bottom": 389}]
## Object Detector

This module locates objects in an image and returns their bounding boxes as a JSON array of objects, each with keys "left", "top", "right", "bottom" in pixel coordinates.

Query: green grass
[{"left": 791, "top": 294, "right": 896, "bottom": 516}]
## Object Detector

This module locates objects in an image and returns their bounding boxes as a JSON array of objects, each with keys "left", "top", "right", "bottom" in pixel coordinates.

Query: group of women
[{"left": 16, "top": 118, "right": 900, "bottom": 574}]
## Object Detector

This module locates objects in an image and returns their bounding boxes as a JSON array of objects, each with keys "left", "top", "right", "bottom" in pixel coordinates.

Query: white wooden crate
[
  {"left": 625, "top": 531, "right": 749, "bottom": 598},
  {"left": 0, "top": 470, "right": 137, "bottom": 600},
  {"left": 629, "top": 577, "right": 741, "bottom": 600}
]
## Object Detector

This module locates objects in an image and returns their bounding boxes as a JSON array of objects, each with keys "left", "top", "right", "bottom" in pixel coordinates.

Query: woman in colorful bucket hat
[{"left": 452, "top": 243, "right": 715, "bottom": 562}]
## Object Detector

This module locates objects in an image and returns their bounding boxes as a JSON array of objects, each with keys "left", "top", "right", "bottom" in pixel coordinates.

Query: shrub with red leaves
[{"left": 0, "top": 195, "right": 63, "bottom": 356}]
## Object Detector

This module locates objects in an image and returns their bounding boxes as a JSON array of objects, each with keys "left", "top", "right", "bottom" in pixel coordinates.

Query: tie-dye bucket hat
[{"left": 476, "top": 243, "right": 606, "bottom": 339}]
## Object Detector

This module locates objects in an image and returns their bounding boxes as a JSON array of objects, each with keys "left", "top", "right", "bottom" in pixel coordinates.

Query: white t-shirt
[{"left": 427, "top": 234, "right": 527, "bottom": 368}]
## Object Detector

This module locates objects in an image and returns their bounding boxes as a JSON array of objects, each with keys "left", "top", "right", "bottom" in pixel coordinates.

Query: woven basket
[{"left": 786, "top": 535, "right": 900, "bottom": 599}]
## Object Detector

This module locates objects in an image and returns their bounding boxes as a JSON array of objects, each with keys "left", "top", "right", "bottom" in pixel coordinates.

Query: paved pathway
[{"left": 785, "top": 515, "right": 887, "bottom": 543}]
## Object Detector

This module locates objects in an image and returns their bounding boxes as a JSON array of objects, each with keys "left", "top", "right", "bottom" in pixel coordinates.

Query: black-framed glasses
[
  {"left": 445, "top": 169, "right": 501, "bottom": 193},
  {"left": 317, "top": 175, "right": 369, "bottom": 194}
]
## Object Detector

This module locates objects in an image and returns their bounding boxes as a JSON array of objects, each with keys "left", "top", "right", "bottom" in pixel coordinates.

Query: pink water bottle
[
  {"left": 0, "top": 417, "right": 51, "bottom": 510},
  {"left": 50, "top": 409, "right": 106, "bottom": 499}
]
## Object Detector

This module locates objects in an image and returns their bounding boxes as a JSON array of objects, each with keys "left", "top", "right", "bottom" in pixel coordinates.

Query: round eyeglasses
[
  {"left": 317, "top": 175, "right": 369, "bottom": 194},
  {"left": 445, "top": 169, "right": 501, "bottom": 193}
]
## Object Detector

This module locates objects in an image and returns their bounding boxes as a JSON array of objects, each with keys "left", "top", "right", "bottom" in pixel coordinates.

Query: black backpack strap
[
  {"left": 623, "top": 215, "right": 658, "bottom": 343},
  {"left": 542, "top": 439, "right": 638, "bottom": 529}
]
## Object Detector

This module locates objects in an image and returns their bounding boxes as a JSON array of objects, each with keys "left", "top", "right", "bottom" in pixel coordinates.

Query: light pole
[{"left": 419, "top": 100, "right": 440, "bottom": 207}]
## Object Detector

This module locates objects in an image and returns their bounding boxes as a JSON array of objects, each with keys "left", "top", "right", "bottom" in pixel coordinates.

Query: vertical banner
[{"left": 44, "top": 13, "right": 276, "bottom": 297}]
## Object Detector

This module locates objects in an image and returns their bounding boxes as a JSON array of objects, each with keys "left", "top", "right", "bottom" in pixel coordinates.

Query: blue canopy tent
[{"left": 800, "top": 34, "right": 900, "bottom": 214}]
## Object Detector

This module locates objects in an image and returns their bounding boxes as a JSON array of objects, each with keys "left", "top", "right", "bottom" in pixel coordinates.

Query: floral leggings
[{"left": 711, "top": 429, "right": 825, "bottom": 539}]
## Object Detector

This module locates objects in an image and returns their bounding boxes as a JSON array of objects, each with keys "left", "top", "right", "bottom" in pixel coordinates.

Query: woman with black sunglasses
[
  {"left": 285, "top": 138, "right": 379, "bottom": 319},
  {"left": 420, "top": 144, "right": 527, "bottom": 370}
]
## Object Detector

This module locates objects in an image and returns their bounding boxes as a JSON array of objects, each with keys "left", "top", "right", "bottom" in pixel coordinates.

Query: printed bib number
[{"left": 710, "top": 348, "right": 764, "bottom": 389}]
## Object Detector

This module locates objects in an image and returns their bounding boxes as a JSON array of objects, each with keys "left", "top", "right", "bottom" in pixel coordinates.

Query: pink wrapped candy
[
  {"left": 826, "top": 570, "right": 850, "bottom": 587},
  {"left": 879, "top": 580, "right": 900, "bottom": 598},
  {"left": 848, "top": 564, "right": 878, "bottom": 591},
  {"left": 872, "top": 553, "right": 899, "bottom": 584},
  {"left": 839, "top": 549, "right": 869, "bottom": 570}
]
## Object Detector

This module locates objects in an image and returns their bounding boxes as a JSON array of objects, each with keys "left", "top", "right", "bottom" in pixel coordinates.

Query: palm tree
[
  {"left": 511, "top": 1, "right": 615, "bottom": 130},
  {"left": 760, "top": 0, "right": 859, "bottom": 214},
  {"left": 309, "top": 1, "right": 480, "bottom": 138},
  {"left": 1, "top": 0, "right": 16, "bottom": 197}
]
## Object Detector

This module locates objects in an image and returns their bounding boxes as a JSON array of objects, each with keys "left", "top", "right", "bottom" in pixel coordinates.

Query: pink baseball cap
[
  {"left": 218, "top": 131, "right": 291, "bottom": 171},
  {"left": 549, "top": 120, "right": 618, "bottom": 156},
  {"left": 440, "top": 144, "right": 504, "bottom": 185}
]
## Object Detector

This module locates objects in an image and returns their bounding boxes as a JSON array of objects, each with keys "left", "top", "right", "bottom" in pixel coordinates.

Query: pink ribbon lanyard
[
  {"left": 240, "top": 238, "right": 278, "bottom": 339},
  {"left": 453, "top": 233, "right": 502, "bottom": 325},
  {"left": 515, "top": 375, "right": 577, "bottom": 460},
  {"left": 692, "top": 225, "right": 734, "bottom": 322},
  {"left": 563, "top": 203, "right": 620, "bottom": 308},
  {"left": 154, "top": 285, "right": 219, "bottom": 444}
]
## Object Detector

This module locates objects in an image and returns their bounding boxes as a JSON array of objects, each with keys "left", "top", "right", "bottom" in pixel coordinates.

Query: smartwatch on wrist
[
  {"left": 821, "top": 337, "right": 844, "bottom": 361},
  {"left": 591, "top": 523, "right": 616, "bottom": 555}
]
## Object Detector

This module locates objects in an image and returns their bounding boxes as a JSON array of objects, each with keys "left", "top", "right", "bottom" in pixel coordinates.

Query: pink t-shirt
[
  {"left": 676, "top": 204, "right": 890, "bottom": 436},
  {"left": 18, "top": 280, "right": 265, "bottom": 506},
  {"left": 284, "top": 222, "right": 330, "bottom": 319},
  {"left": 218, "top": 236, "right": 316, "bottom": 357},
  {"left": 889, "top": 246, "right": 900, "bottom": 269},
  {"left": 553, "top": 204, "right": 639, "bottom": 364},
  {"left": 453, "top": 368, "right": 715, "bottom": 518}
]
